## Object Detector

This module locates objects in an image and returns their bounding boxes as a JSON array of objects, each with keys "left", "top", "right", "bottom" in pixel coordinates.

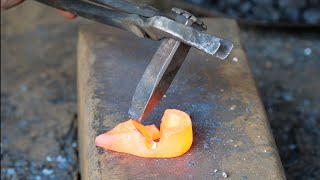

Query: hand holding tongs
[
  {"left": 34, "top": 0, "right": 234, "bottom": 122},
  {"left": 34, "top": 0, "right": 233, "bottom": 58}
]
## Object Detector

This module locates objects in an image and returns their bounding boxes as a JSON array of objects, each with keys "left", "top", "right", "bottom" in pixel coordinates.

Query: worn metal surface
[{"left": 78, "top": 18, "right": 286, "bottom": 179}]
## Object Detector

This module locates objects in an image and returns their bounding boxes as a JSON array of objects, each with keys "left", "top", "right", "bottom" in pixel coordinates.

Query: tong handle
[
  {"left": 33, "top": 0, "right": 145, "bottom": 36},
  {"left": 90, "top": 0, "right": 160, "bottom": 17}
]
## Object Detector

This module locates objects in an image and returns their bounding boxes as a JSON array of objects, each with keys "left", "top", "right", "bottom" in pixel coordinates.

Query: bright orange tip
[
  {"left": 95, "top": 109, "right": 193, "bottom": 158},
  {"left": 58, "top": 10, "right": 77, "bottom": 19}
]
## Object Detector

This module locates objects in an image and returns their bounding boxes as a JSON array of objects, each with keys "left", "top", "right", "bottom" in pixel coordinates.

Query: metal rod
[
  {"left": 33, "top": 0, "right": 147, "bottom": 37},
  {"left": 89, "top": 0, "right": 160, "bottom": 17}
]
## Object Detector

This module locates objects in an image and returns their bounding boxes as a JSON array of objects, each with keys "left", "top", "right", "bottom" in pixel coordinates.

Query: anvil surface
[{"left": 78, "top": 18, "right": 285, "bottom": 179}]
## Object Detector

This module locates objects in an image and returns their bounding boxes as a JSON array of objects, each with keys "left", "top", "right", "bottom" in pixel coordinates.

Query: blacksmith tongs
[{"left": 34, "top": 0, "right": 234, "bottom": 123}]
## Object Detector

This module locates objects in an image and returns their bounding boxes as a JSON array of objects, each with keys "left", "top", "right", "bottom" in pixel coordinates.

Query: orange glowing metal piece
[
  {"left": 131, "top": 120, "right": 160, "bottom": 148},
  {"left": 131, "top": 120, "right": 160, "bottom": 141},
  {"left": 95, "top": 109, "right": 193, "bottom": 158}
]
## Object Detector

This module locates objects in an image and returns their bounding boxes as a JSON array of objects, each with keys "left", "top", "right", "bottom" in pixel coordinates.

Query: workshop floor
[{"left": 1, "top": 1, "right": 319, "bottom": 180}]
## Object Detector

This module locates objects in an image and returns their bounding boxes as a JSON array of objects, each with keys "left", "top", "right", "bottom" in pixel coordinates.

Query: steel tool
[{"left": 34, "top": 0, "right": 234, "bottom": 122}]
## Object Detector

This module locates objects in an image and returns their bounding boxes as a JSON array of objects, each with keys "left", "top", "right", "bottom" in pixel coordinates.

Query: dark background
[
  {"left": 183, "top": 0, "right": 320, "bottom": 25},
  {"left": 1, "top": 0, "right": 319, "bottom": 179}
]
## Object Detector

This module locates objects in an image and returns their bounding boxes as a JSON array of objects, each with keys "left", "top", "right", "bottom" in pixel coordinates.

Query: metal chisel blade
[
  {"left": 128, "top": 38, "right": 193, "bottom": 122},
  {"left": 128, "top": 8, "right": 230, "bottom": 123}
]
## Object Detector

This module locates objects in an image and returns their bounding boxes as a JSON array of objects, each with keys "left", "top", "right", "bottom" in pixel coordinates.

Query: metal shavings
[
  {"left": 232, "top": 57, "right": 239, "bottom": 62},
  {"left": 222, "top": 172, "right": 228, "bottom": 178},
  {"left": 230, "top": 105, "right": 236, "bottom": 111}
]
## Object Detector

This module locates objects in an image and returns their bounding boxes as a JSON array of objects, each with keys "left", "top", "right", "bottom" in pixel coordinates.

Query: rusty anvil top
[{"left": 78, "top": 18, "right": 286, "bottom": 179}]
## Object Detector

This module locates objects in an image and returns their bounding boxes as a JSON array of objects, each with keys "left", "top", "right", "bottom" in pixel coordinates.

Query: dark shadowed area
[
  {"left": 1, "top": 2, "right": 80, "bottom": 179},
  {"left": 182, "top": 0, "right": 320, "bottom": 25}
]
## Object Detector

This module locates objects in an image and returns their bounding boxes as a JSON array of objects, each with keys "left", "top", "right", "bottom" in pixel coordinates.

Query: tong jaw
[
  {"left": 171, "top": 8, "right": 207, "bottom": 30},
  {"left": 138, "top": 13, "right": 233, "bottom": 59}
]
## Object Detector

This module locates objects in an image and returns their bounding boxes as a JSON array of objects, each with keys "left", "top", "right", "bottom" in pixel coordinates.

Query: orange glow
[{"left": 95, "top": 109, "right": 193, "bottom": 158}]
